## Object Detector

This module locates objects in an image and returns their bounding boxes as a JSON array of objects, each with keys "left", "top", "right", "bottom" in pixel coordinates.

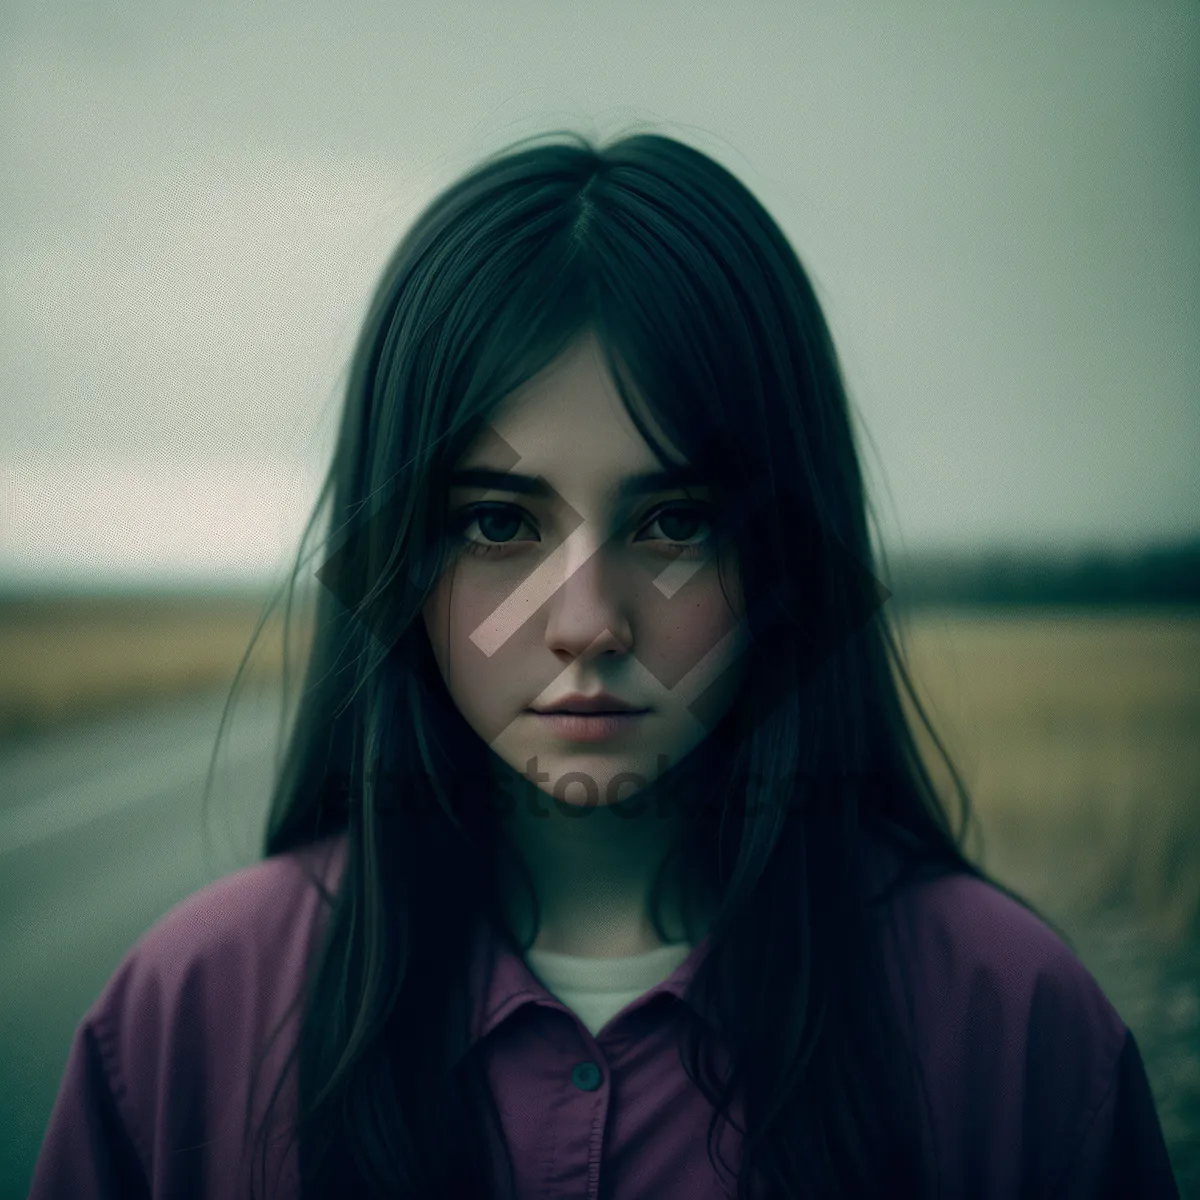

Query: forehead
[{"left": 454, "top": 334, "right": 695, "bottom": 501}]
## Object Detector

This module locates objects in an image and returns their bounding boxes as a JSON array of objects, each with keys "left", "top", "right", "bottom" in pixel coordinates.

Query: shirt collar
[
  {"left": 459, "top": 914, "right": 721, "bottom": 1062},
  {"left": 455, "top": 819, "right": 907, "bottom": 1058}
]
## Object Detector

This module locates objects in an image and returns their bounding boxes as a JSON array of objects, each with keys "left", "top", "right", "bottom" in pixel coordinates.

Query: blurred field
[
  {"left": 0, "top": 594, "right": 315, "bottom": 743},
  {"left": 2, "top": 596, "right": 1198, "bottom": 940},
  {"left": 893, "top": 606, "right": 1200, "bottom": 944}
]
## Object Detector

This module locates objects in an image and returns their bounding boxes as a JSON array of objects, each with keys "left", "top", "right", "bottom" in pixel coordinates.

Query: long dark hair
[{"left": 205, "top": 127, "right": 1074, "bottom": 1199}]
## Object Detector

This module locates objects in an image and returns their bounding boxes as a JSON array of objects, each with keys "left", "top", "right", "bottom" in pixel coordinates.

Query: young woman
[{"left": 31, "top": 129, "right": 1179, "bottom": 1199}]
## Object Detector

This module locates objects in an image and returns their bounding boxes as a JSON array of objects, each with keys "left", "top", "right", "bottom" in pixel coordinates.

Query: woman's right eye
[{"left": 451, "top": 503, "right": 537, "bottom": 557}]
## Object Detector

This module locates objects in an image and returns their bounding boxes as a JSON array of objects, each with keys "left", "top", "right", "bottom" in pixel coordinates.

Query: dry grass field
[
  {"left": 2, "top": 596, "right": 1197, "bottom": 941},
  {"left": 0, "top": 594, "right": 315, "bottom": 743},
  {"left": 892, "top": 606, "right": 1200, "bottom": 945}
]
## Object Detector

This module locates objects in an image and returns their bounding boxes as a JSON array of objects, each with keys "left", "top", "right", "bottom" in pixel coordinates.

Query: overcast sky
[{"left": 2, "top": 0, "right": 1197, "bottom": 589}]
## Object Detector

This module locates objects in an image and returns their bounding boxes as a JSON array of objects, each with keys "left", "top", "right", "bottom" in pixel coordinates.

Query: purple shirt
[{"left": 29, "top": 828, "right": 1180, "bottom": 1198}]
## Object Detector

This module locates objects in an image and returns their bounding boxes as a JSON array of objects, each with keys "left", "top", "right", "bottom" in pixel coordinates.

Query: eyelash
[{"left": 450, "top": 502, "right": 717, "bottom": 560}]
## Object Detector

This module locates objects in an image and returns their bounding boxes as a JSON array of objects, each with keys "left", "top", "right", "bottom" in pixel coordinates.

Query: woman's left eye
[
  {"left": 451, "top": 501, "right": 717, "bottom": 559},
  {"left": 641, "top": 505, "right": 715, "bottom": 553}
]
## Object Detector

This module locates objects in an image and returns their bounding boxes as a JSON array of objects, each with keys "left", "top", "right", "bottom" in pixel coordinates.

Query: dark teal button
[{"left": 571, "top": 1061, "right": 602, "bottom": 1091}]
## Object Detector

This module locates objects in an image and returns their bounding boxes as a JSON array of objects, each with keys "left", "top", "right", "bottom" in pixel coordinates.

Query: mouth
[
  {"left": 530, "top": 700, "right": 652, "bottom": 710},
  {"left": 526, "top": 709, "right": 651, "bottom": 742}
]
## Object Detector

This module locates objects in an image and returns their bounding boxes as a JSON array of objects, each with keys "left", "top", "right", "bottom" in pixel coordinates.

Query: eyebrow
[{"left": 447, "top": 465, "right": 710, "bottom": 500}]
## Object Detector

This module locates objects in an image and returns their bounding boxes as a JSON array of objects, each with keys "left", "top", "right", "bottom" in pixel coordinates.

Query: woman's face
[{"left": 421, "top": 331, "right": 750, "bottom": 811}]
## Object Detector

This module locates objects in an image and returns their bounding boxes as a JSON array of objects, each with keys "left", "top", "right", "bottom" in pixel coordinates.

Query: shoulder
[
  {"left": 30, "top": 832, "right": 350, "bottom": 1198},
  {"left": 893, "top": 866, "right": 1125, "bottom": 1056},
  {"left": 879, "top": 858, "right": 1139, "bottom": 1193},
  {"left": 82, "top": 831, "right": 349, "bottom": 1152},
  {"left": 94, "top": 830, "right": 348, "bottom": 1027},
  {"left": 860, "top": 828, "right": 1125, "bottom": 1057}
]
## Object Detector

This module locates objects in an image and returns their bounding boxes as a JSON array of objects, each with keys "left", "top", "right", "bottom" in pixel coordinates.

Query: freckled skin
[{"left": 420, "top": 331, "right": 747, "bottom": 955}]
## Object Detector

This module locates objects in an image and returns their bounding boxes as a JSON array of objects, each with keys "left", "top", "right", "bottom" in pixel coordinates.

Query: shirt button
[{"left": 571, "top": 1061, "right": 602, "bottom": 1091}]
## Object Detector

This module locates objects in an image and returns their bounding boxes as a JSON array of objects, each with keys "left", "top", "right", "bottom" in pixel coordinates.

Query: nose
[{"left": 542, "top": 540, "right": 633, "bottom": 660}]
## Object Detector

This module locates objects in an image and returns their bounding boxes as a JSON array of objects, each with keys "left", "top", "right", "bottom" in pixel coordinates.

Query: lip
[
  {"left": 531, "top": 692, "right": 647, "bottom": 715},
  {"left": 530, "top": 711, "right": 650, "bottom": 742}
]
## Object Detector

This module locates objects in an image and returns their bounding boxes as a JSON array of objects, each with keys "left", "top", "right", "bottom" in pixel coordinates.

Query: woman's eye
[
  {"left": 642, "top": 505, "right": 714, "bottom": 550},
  {"left": 450, "top": 501, "right": 716, "bottom": 559},
  {"left": 452, "top": 504, "right": 537, "bottom": 556}
]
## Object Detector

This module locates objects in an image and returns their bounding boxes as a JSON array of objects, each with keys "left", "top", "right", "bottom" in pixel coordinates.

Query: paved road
[{"left": 0, "top": 687, "right": 284, "bottom": 1198}]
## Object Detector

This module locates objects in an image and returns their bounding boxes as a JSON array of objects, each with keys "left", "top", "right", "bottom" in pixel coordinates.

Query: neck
[{"left": 490, "top": 759, "right": 702, "bottom": 958}]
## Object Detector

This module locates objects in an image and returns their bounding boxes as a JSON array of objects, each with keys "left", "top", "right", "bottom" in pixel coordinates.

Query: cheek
[
  {"left": 423, "top": 568, "right": 528, "bottom": 666},
  {"left": 421, "top": 570, "right": 534, "bottom": 742},
  {"left": 421, "top": 582, "right": 451, "bottom": 676},
  {"left": 635, "top": 570, "right": 746, "bottom": 695}
]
